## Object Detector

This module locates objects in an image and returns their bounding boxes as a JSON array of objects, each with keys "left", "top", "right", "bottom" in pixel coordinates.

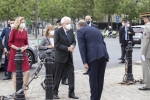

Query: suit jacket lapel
[{"left": 60, "top": 27, "right": 69, "bottom": 43}]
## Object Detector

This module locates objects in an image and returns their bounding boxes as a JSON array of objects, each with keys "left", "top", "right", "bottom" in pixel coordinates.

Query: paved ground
[{"left": 0, "top": 64, "right": 149, "bottom": 100}]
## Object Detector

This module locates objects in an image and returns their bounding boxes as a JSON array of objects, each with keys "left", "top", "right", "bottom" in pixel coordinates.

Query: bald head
[
  {"left": 85, "top": 15, "right": 92, "bottom": 21},
  {"left": 78, "top": 20, "right": 87, "bottom": 30}
]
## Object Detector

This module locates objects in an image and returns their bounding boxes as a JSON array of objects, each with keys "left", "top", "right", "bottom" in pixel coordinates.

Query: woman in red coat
[{"left": 8, "top": 17, "right": 30, "bottom": 96}]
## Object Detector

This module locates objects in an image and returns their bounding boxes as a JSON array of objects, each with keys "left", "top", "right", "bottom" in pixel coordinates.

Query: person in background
[
  {"left": 77, "top": 20, "right": 109, "bottom": 100},
  {"left": 38, "top": 25, "right": 55, "bottom": 90},
  {"left": 108, "top": 26, "right": 112, "bottom": 37},
  {"left": 139, "top": 13, "right": 150, "bottom": 90},
  {"left": 83, "top": 15, "right": 98, "bottom": 75},
  {"left": 118, "top": 20, "right": 125, "bottom": 60},
  {"left": 53, "top": 16, "right": 79, "bottom": 99},
  {"left": 8, "top": 17, "right": 30, "bottom": 97},
  {"left": 85, "top": 15, "right": 98, "bottom": 28},
  {"left": 119, "top": 20, "right": 135, "bottom": 63},
  {"left": 3, "top": 19, "right": 15, "bottom": 80},
  {"left": 55, "top": 19, "right": 62, "bottom": 30},
  {"left": 0, "top": 20, "right": 11, "bottom": 76}
]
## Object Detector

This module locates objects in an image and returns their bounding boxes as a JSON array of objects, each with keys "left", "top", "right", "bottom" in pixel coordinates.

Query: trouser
[
  {"left": 121, "top": 41, "right": 129, "bottom": 61},
  {"left": 141, "top": 58, "right": 150, "bottom": 88},
  {"left": 53, "top": 55, "right": 75, "bottom": 96},
  {"left": 4, "top": 54, "right": 12, "bottom": 77},
  {"left": 61, "top": 67, "right": 67, "bottom": 82},
  {"left": 88, "top": 57, "right": 106, "bottom": 100}
]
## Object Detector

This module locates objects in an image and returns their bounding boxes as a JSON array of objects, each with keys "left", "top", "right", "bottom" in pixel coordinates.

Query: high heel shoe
[{"left": 41, "top": 82, "right": 46, "bottom": 90}]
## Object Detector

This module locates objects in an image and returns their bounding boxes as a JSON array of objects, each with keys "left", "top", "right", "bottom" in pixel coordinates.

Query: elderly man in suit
[
  {"left": 53, "top": 16, "right": 79, "bottom": 99},
  {"left": 139, "top": 13, "right": 150, "bottom": 90},
  {"left": 77, "top": 20, "right": 109, "bottom": 100},
  {"left": 119, "top": 20, "right": 135, "bottom": 63},
  {"left": 83, "top": 15, "right": 98, "bottom": 75}
]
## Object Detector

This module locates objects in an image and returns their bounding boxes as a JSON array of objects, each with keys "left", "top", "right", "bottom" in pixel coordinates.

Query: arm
[
  {"left": 38, "top": 38, "right": 47, "bottom": 50},
  {"left": 129, "top": 27, "right": 135, "bottom": 36},
  {"left": 77, "top": 30, "right": 87, "bottom": 64},
  {"left": 0, "top": 28, "right": 6, "bottom": 40},
  {"left": 71, "top": 29, "right": 76, "bottom": 47},
  {"left": 8, "top": 29, "right": 18, "bottom": 50},
  {"left": 141, "top": 27, "right": 150, "bottom": 55},
  {"left": 119, "top": 27, "right": 122, "bottom": 43},
  {"left": 54, "top": 29, "right": 69, "bottom": 52},
  {"left": 24, "top": 31, "right": 29, "bottom": 49}
]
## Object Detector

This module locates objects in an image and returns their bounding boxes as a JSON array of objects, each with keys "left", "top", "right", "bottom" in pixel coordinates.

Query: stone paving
[{"left": 0, "top": 64, "right": 150, "bottom": 100}]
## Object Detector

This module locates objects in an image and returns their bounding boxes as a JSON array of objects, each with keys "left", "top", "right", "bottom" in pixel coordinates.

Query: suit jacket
[
  {"left": 91, "top": 23, "right": 98, "bottom": 28},
  {"left": 54, "top": 27, "right": 76, "bottom": 63},
  {"left": 119, "top": 26, "right": 135, "bottom": 45},
  {"left": 141, "top": 22, "right": 150, "bottom": 58},
  {"left": 0, "top": 27, "right": 9, "bottom": 40},
  {"left": 77, "top": 25, "right": 109, "bottom": 64},
  {"left": 38, "top": 37, "right": 52, "bottom": 50},
  {"left": 4, "top": 28, "right": 11, "bottom": 51}
]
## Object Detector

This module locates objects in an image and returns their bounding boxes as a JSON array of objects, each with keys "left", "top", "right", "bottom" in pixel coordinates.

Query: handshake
[{"left": 68, "top": 45, "right": 75, "bottom": 52}]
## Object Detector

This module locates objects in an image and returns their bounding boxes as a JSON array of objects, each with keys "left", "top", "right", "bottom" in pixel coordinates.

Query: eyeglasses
[{"left": 21, "top": 22, "right": 25, "bottom": 23}]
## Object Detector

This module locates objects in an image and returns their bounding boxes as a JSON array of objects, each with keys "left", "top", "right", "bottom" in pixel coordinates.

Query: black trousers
[
  {"left": 4, "top": 54, "right": 12, "bottom": 77},
  {"left": 53, "top": 55, "right": 75, "bottom": 96},
  {"left": 121, "top": 41, "right": 129, "bottom": 61},
  {"left": 0, "top": 40, "right": 3, "bottom": 61},
  {"left": 88, "top": 57, "right": 106, "bottom": 100}
]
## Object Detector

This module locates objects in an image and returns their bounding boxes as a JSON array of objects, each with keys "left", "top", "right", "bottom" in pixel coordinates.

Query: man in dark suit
[
  {"left": 118, "top": 20, "right": 125, "bottom": 60},
  {"left": 0, "top": 20, "right": 12, "bottom": 77},
  {"left": 53, "top": 16, "right": 79, "bottom": 99},
  {"left": 55, "top": 19, "right": 68, "bottom": 85},
  {"left": 119, "top": 20, "right": 135, "bottom": 63},
  {"left": 83, "top": 15, "right": 98, "bottom": 75},
  {"left": 77, "top": 20, "right": 109, "bottom": 100},
  {"left": 2, "top": 19, "right": 14, "bottom": 80},
  {"left": 85, "top": 15, "right": 98, "bottom": 28}
]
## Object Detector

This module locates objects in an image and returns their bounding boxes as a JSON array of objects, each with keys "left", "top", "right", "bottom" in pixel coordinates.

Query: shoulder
[{"left": 91, "top": 23, "right": 98, "bottom": 28}]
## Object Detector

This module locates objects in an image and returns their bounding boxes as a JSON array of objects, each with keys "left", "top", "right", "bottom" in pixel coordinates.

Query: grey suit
[{"left": 141, "top": 22, "right": 150, "bottom": 88}]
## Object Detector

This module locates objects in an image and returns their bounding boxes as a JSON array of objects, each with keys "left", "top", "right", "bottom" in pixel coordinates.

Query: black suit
[
  {"left": 119, "top": 26, "right": 135, "bottom": 60},
  {"left": 53, "top": 27, "right": 76, "bottom": 96},
  {"left": 91, "top": 23, "right": 98, "bottom": 28},
  {"left": 4, "top": 28, "right": 12, "bottom": 77}
]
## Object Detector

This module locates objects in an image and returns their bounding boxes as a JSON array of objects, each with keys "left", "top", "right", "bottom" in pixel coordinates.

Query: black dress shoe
[
  {"left": 83, "top": 71, "right": 88, "bottom": 75},
  {"left": 53, "top": 94, "right": 60, "bottom": 99},
  {"left": 4, "top": 72, "right": 8, "bottom": 76},
  {"left": 139, "top": 87, "right": 150, "bottom": 90},
  {"left": 119, "top": 60, "right": 125, "bottom": 64},
  {"left": 3, "top": 76, "right": 12, "bottom": 80},
  {"left": 69, "top": 95, "right": 79, "bottom": 99},
  {"left": 62, "top": 81, "right": 68, "bottom": 85}
]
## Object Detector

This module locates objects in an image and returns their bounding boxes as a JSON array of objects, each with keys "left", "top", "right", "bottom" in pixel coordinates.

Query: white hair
[{"left": 61, "top": 16, "right": 71, "bottom": 24}]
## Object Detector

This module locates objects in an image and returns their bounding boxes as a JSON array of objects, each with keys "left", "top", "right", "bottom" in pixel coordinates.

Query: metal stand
[
  {"left": 44, "top": 49, "right": 54, "bottom": 100},
  {"left": 15, "top": 48, "right": 26, "bottom": 100}
]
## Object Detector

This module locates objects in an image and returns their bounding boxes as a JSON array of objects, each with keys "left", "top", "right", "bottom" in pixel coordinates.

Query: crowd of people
[{"left": 0, "top": 13, "right": 150, "bottom": 100}]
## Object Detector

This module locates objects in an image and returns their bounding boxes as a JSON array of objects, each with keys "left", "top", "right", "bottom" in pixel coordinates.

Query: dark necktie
[{"left": 66, "top": 31, "right": 70, "bottom": 41}]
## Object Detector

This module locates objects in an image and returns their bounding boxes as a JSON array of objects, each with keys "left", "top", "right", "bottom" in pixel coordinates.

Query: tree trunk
[{"left": 108, "top": 15, "right": 111, "bottom": 28}]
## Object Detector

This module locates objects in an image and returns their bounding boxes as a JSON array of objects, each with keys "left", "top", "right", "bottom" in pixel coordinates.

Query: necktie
[{"left": 66, "top": 31, "right": 70, "bottom": 41}]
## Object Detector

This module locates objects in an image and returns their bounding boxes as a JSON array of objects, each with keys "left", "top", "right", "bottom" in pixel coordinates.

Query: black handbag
[{"left": 38, "top": 37, "right": 54, "bottom": 59}]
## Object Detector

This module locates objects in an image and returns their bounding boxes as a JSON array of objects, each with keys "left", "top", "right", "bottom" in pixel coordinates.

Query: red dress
[{"left": 7, "top": 29, "right": 30, "bottom": 72}]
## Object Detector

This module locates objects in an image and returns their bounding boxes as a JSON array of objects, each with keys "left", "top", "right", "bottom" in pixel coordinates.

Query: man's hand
[
  {"left": 4, "top": 48, "right": 8, "bottom": 54},
  {"left": 128, "top": 31, "right": 131, "bottom": 34},
  {"left": 84, "top": 63, "right": 89, "bottom": 70},
  {"left": 68, "top": 45, "right": 75, "bottom": 52}
]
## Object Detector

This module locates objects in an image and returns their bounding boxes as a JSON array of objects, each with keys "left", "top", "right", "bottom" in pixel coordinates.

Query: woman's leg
[
  {"left": 23, "top": 70, "right": 30, "bottom": 97},
  {"left": 12, "top": 72, "right": 16, "bottom": 92}
]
